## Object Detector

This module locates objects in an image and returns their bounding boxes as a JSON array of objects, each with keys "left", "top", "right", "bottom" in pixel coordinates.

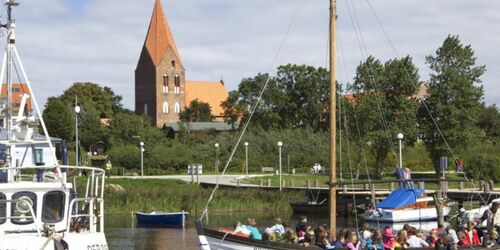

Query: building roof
[
  {"left": 164, "top": 122, "right": 237, "bottom": 132},
  {"left": 0, "top": 83, "right": 32, "bottom": 112},
  {"left": 185, "top": 81, "right": 229, "bottom": 117},
  {"left": 144, "top": 0, "right": 182, "bottom": 66},
  {"left": 0, "top": 129, "right": 62, "bottom": 144}
]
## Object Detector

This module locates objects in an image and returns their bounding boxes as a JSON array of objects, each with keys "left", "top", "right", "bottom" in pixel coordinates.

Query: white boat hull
[
  {"left": 364, "top": 206, "right": 452, "bottom": 223},
  {"left": 0, "top": 232, "right": 108, "bottom": 250}
]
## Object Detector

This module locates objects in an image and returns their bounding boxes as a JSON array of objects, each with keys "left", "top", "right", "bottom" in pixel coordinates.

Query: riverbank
[{"left": 77, "top": 178, "right": 303, "bottom": 215}]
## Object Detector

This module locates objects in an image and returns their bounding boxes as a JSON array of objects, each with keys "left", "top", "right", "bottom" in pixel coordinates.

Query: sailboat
[
  {"left": 0, "top": 1, "right": 108, "bottom": 249},
  {"left": 195, "top": 1, "right": 338, "bottom": 249}
]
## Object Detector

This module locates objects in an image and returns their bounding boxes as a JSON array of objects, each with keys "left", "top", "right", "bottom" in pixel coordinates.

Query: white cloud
[{"left": 1, "top": 0, "right": 498, "bottom": 110}]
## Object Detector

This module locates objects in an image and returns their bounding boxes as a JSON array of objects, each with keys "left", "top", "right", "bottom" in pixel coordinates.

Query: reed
[{"left": 76, "top": 178, "right": 303, "bottom": 215}]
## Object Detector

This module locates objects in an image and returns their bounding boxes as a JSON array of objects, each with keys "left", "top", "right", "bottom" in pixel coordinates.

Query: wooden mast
[{"left": 329, "top": 0, "right": 337, "bottom": 239}]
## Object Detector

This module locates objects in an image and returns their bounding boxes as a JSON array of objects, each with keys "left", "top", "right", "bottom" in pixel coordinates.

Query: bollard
[
  {"left": 459, "top": 181, "right": 464, "bottom": 190},
  {"left": 489, "top": 180, "right": 495, "bottom": 191},
  {"left": 389, "top": 182, "right": 394, "bottom": 191},
  {"left": 260, "top": 180, "right": 264, "bottom": 187},
  {"left": 485, "top": 182, "right": 491, "bottom": 193},
  {"left": 267, "top": 178, "right": 271, "bottom": 187},
  {"left": 306, "top": 180, "right": 311, "bottom": 188},
  {"left": 480, "top": 181, "right": 485, "bottom": 191},
  {"left": 342, "top": 184, "right": 347, "bottom": 193}
]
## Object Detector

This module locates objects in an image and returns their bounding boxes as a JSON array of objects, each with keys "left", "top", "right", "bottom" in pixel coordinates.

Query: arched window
[
  {"left": 162, "top": 101, "right": 169, "bottom": 114},
  {"left": 144, "top": 103, "right": 148, "bottom": 114},
  {"left": 162, "top": 73, "right": 169, "bottom": 94},
  {"left": 174, "top": 75, "right": 180, "bottom": 94},
  {"left": 174, "top": 102, "right": 180, "bottom": 114}
]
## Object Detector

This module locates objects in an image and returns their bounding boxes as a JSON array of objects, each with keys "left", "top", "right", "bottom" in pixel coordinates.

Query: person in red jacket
[{"left": 464, "top": 221, "right": 481, "bottom": 245}]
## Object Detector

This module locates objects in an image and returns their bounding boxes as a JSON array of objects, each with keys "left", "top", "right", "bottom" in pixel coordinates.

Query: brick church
[{"left": 135, "top": 0, "right": 229, "bottom": 127}]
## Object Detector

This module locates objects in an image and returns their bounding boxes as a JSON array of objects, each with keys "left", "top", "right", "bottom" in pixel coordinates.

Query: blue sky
[{"left": 3, "top": 0, "right": 500, "bottom": 110}]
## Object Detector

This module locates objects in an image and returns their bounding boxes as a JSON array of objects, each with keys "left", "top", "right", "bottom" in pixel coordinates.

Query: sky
[{"left": 3, "top": 0, "right": 499, "bottom": 111}]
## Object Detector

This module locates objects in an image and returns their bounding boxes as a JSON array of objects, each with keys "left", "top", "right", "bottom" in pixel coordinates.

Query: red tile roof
[
  {"left": 185, "top": 81, "right": 229, "bottom": 117},
  {"left": 0, "top": 83, "right": 32, "bottom": 112}
]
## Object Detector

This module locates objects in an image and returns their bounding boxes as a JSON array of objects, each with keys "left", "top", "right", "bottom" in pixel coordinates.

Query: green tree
[
  {"left": 419, "top": 35, "right": 485, "bottom": 175},
  {"left": 42, "top": 97, "right": 74, "bottom": 140},
  {"left": 348, "top": 56, "right": 420, "bottom": 177},
  {"left": 179, "top": 99, "right": 214, "bottom": 122},
  {"left": 221, "top": 91, "right": 246, "bottom": 131},
  {"left": 477, "top": 105, "right": 500, "bottom": 139}
]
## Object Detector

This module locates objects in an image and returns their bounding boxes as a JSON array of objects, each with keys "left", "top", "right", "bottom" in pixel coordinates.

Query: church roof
[
  {"left": 185, "top": 81, "right": 229, "bottom": 117},
  {"left": 144, "top": 0, "right": 182, "bottom": 66}
]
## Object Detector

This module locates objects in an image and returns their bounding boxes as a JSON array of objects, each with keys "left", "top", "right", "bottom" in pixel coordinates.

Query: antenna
[{"left": 4, "top": 0, "right": 19, "bottom": 27}]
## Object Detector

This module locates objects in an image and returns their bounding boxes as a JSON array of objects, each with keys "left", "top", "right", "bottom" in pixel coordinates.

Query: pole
[
  {"left": 329, "top": 0, "right": 337, "bottom": 240},
  {"left": 399, "top": 138, "right": 402, "bottom": 169},
  {"left": 75, "top": 97, "right": 79, "bottom": 167},
  {"left": 140, "top": 142, "right": 144, "bottom": 177},
  {"left": 245, "top": 143, "right": 248, "bottom": 176},
  {"left": 278, "top": 141, "right": 283, "bottom": 192}
]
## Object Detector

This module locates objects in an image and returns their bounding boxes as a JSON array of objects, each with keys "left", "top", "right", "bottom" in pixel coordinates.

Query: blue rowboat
[{"left": 135, "top": 211, "right": 189, "bottom": 226}]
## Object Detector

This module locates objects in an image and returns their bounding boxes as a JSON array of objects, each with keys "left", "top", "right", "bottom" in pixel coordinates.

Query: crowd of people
[{"left": 226, "top": 208, "right": 500, "bottom": 249}]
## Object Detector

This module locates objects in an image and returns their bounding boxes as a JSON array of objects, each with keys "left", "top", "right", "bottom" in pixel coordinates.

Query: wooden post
[
  {"left": 259, "top": 180, "right": 264, "bottom": 187},
  {"left": 389, "top": 182, "right": 394, "bottom": 191},
  {"left": 459, "top": 181, "right": 464, "bottom": 190},
  {"left": 485, "top": 182, "right": 491, "bottom": 193},
  {"left": 489, "top": 180, "right": 495, "bottom": 191},
  {"left": 315, "top": 180, "right": 319, "bottom": 188},
  {"left": 342, "top": 184, "right": 347, "bottom": 193},
  {"left": 267, "top": 178, "right": 271, "bottom": 187},
  {"left": 433, "top": 193, "right": 444, "bottom": 228},
  {"left": 370, "top": 184, "right": 376, "bottom": 205},
  {"left": 419, "top": 181, "right": 425, "bottom": 190},
  {"left": 237, "top": 179, "right": 240, "bottom": 188},
  {"left": 282, "top": 180, "right": 286, "bottom": 188},
  {"left": 307, "top": 180, "right": 311, "bottom": 188},
  {"left": 480, "top": 181, "right": 485, "bottom": 191},
  {"left": 290, "top": 179, "right": 294, "bottom": 187}
]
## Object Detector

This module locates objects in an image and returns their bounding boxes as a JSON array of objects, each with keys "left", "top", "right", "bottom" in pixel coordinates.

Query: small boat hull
[
  {"left": 289, "top": 201, "right": 329, "bottom": 214},
  {"left": 135, "top": 211, "right": 188, "bottom": 226},
  {"left": 196, "top": 221, "right": 322, "bottom": 250},
  {"left": 364, "top": 206, "right": 451, "bottom": 223}
]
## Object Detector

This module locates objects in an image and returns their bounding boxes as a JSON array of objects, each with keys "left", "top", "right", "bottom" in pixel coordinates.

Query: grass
[{"left": 76, "top": 178, "right": 304, "bottom": 215}]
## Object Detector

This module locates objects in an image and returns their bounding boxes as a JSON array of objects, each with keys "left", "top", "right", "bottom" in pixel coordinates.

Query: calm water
[{"left": 105, "top": 210, "right": 448, "bottom": 250}]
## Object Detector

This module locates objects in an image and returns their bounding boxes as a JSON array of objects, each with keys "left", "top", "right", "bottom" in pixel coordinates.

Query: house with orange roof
[
  {"left": 0, "top": 83, "right": 32, "bottom": 113},
  {"left": 135, "top": 0, "right": 229, "bottom": 127}
]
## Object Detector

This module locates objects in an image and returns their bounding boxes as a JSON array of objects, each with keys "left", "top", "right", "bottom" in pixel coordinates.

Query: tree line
[{"left": 41, "top": 35, "right": 500, "bottom": 180}]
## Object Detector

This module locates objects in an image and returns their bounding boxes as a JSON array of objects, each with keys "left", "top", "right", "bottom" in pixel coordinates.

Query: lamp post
[
  {"left": 397, "top": 133, "right": 404, "bottom": 169},
  {"left": 74, "top": 104, "right": 80, "bottom": 167},
  {"left": 244, "top": 142, "right": 249, "bottom": 176},
  {"left": 277, "top": 141, "right": 283, "bottom": 192},
  {"left": 214, "top": 143, "right": 219, "bottom": 175},
  {"left": 140, "top": 141, "right": 145, "bottom": 177}
]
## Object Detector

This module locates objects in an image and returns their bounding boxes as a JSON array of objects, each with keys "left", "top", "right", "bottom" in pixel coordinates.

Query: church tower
[{"left": 135, "top": 0, "right": 185, "bottom": 126}]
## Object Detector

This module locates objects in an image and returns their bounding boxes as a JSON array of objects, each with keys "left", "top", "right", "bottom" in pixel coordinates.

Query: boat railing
[
  {"left": 1, "top": 165, "right": 106, "bottom": 234},
  {"left": 0, "top": 198, "right": 42, "bottom": 236}
]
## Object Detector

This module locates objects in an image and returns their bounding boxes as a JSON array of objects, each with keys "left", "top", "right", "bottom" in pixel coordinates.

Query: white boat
[
  {"left": 459, "top": 198, "right": 500, "bottom": 228},
  {"left": 364, "top": 188, "right": 451, "bottom": 223},
  {"left": 0, "top": 1, "right": 108, "bottom": 249}
]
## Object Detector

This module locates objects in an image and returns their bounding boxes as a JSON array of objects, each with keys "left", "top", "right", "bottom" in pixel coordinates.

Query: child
[
  {"left": 425, "top": 229, "right": 439, "bottom": 247},
  {"left": 457, "top": 231, "right": 470, "bottom": 246},
  {"left": 383, "top": 226, "right": 395, "bottom": 250},
  {"left": 367, "top": 230, "right": 383, "bottom": 250},
  {"left": 465, "top": 221, "right": 480, "bottom": 245},
  {"left": 282, "top": 228, "right": 298, "bottom": 244},
  {"left": 360, "top": 223, "right": 373, "bottom": 248},
  {"left": 345, "top": 232, "right": 361, "bottom": 250}
]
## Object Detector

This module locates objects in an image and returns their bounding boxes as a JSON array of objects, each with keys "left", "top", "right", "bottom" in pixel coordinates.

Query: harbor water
[{"left": 105, "top": 211, "right": 442, "bottom": 249}]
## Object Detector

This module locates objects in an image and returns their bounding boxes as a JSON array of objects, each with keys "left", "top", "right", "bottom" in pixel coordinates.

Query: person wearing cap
[{"left": 478, "top": 201, "right": 500, "bottom": 231}]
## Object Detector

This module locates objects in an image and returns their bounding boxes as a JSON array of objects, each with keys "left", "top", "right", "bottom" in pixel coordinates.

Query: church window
[
  {"left": 162, "top": 102, "right": 169, "bottom": 114},
  {"left": 163, "top": 73, "right": 169, "bottom": 94},
  {"left": 174, "top": 75, "right": 180, "bottom": 94},
  {"left": 171, "top": 60, "right": 176, "bottom": 68},
  {"left": 174, "top": 102, "right": 180, "bottom": 114}
]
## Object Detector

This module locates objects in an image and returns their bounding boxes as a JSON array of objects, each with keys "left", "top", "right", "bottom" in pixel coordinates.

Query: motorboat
[
  {"left": 135, "top": 211, "right": 189, "bottom": 227},
  {"left": 0, "top": 1, "right": 108, "bottom": 249},
  {"left": 364, "top": 188, "right": 451, "bottom": 223}
]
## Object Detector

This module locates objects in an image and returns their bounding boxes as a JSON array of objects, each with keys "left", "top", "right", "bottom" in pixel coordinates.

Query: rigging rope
[{"left": 199, "top": 0, "right": 307, "bottom": 222}]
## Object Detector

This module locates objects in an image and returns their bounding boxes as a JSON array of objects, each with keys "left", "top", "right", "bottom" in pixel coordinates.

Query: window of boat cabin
[
  {"left": 34, "top": 149, "right": 43, "bottom": 164},
  {"left": 0, "top": 193, "right": 5, "bottom": 224},
  {"left": 11, "top": 192, "right": 37, "bottom": 225},
  {"left": 42, "top": 191, "right": 65, "bottom": 223}
]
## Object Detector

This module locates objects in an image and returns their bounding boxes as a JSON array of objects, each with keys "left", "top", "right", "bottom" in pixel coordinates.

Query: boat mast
[
  {"left": 329, "top": 0, "right": 337, "bottom": 239},
  {"left": 2, "top": 0, "right": 18, "bottom": 181}
]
